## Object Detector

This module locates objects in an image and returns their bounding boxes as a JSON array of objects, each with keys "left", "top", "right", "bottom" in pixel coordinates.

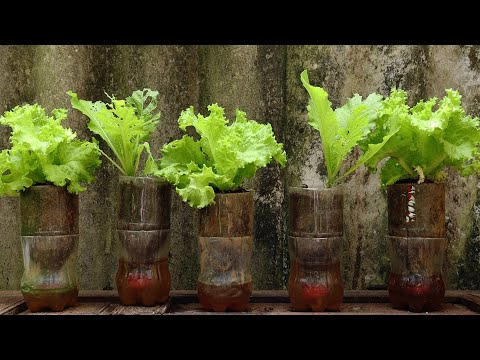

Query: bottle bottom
[
  {"left": 116, "top": 258, "right": 171, "bottom": 306},
  {"left": 388, "top": 272, "right": 445, "bottom": 312},
  {"left": 22, "top": 287, "right": 78, "bottom": 312},
  {"left": 288, "top": 260, "right": 344, "bottom": 311},
  {"left": 197, "top": 281, "right": 252, "bottom": 312},
  {"left": 289, "top": 284, "right": 344, "bottom": 312}
]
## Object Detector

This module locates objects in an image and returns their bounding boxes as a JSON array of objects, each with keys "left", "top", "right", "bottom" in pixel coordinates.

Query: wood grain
[{"left": 1, "top": 290, "right": 478, "bottom": 315}]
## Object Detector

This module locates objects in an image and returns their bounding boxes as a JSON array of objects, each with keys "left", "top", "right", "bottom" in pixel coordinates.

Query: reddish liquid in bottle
[
  {"left": 197, "top": 282, "right": 252, "bottom": 312},
  {"left": 288, "top": 260, "right": 343, "bottom": 311},
  {"left": 116, "top": 258, "right": 171, "bottom": 306},
  {"left": 388, "top": 272, "right": 445, "bottom": 312},
  {"left": 22, "top": 287, "right": 78, "bottom": 312}
]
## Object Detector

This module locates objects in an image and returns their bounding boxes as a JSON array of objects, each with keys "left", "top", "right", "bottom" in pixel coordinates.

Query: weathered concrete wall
[
  {"left": 0, "top": 45, "right": 479, "bottom": 291},
  {"left": 0, "top": 46, "right": 35, "bottom": 289}
]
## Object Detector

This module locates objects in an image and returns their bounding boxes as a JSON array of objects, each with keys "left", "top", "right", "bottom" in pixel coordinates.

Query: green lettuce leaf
[
  {"left": 0, "top": 149, "right": 33, "bottom": 196},
  {"left": 300, "top": 70, "right": 382, "bottom": 187},
  {"left": 42, "top": 139, "right": 102, "bottom": 193},
  {"left": 148, "top": 135, "right": 208, "bottom": 189},
  {"left": 125, "top": 89, "right": 161, "bottom": 126},
  {"left": 354, "top": 88, "right": 480, "bottom": 187},
  {"left": 68, "top": 89, "right": 160, "bottom": 176},
  {"left": 176, "top": 165, "right": 224, "bottom": 209},
  {"left": 147, "top": 103, "right": 287, "bottom": 208},
  {"left": 0, "top": 104, "right": 101, "bottom": 196}
]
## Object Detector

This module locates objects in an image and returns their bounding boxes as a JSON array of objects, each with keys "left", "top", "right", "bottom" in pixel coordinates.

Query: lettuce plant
[
  {"left": 300, "top": 70, "right": 382, "bottom": 187},
  {"left": 146, "top": 103, "right": 287, "bottom": 208},
  {"left": 343, "top": 88, "right": 480, "bottom": 186},
  {"left": 68, "top": 89, "right": 160, "bottom": 177},
  {"left": 0, "top": 104, "right": 101, "bottom": 196}
]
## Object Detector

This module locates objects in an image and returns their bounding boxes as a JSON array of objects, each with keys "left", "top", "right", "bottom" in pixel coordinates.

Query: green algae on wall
[
  {"left": 0, "top": 44, "right": 479, "bottom": 291},
  {"left": 426, "top": 45, "right": 480, "bottom": 288},
  {"left": 0, "top": 45, "right": 36, "bottom": 290}
]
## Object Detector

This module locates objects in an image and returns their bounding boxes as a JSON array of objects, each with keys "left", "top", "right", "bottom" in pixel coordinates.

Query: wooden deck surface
[{"left": 1, "top": 290, "right": 479, "bottom": 315}]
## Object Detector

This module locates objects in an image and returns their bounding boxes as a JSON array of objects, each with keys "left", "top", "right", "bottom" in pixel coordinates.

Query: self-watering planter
[
  {"left": 197, "top": 191, "right": 254, "bottom": 312},
  {"left": 68, "top": 90, "right": 165, "bottom": 305},
  {"left": 0, "top": 101, "right": 101, "bottom": 312},
  {"left": 387, "top": 182, "right": 446, "bottom": 312},
  {"left": 288, "top": 187, "right": 344, "bottom": 311},
  {"left": 296, "top": 70, "right": 382, "bottom": 310},
  {"left": 144, "top": 102, "right": 286, "bottom": 311},
  {"left": 331, "top": 86, "right": 480, "bottom": 311},
  {"left": 116, "top": 176, "right": 171, "bottom": 306},
  {"left": 20, "top": 185, "right": 79, "bottom": 312}
]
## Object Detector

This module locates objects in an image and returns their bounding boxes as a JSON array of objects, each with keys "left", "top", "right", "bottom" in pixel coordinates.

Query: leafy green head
[
  {"left": 344, "top": 88, "right": 480, "bottom": 187},
  {"left": 0, "top": 104, "right": 102, "bottom": 196},
  {"left": 300, "top": 69, "right": 382, "bottom": 187},
  {"left": 146, "top": 103, "right": 287, "bottom": 208},
  {"left": 68, "top": 88, "right": 160, "bottom": 177}
]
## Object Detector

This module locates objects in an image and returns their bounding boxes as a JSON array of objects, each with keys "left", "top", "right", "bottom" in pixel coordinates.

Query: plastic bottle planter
[
  {"left": 116, "top": 176, "right": 171, "bottom": 306},
  {"left": 197, "top": 192, "right": 254, "bottom": 312},
  {"left": 20, "top": 185, "right": 79, "bottom": 312},
  {"left": 387, "top": 183, "right": 446, "bottom": 312},
  {"left": 288, "top": 187, "right": 344, "bottom": 311}
]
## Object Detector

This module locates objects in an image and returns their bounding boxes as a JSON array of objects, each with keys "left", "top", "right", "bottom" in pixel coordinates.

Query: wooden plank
[
  {"left": 167, "top": 290, "right": 469, "bottom": 304},
  {"left": 77, "top": 290, "right": 118, "bottom": 302},
  {"left": 168, "top": 290, "right": 389, "bottom": 304},
  {"left": 338, "top": 303, "right": 477, "bottom": 315},
  {"left": 0, "top": 300, "right": 28, "bottom": 315},
  {"left": 19, "top": 302, "right": 111, "bottom": 315},
  {"left": 343, "top": 290, "right": 389, "bottom": 303},
  {"left": 0, "top": 290, "right": 472, "bottom": 304},
  {"left": 459, "top": 294, "right": 480, "bottom": 313},
  {"left": 168, "top": 290, "right": 197, "bottom": 304},
  {"left": 468, "top": 291, "right": 480, "bottom": 300},
  {"left": 1, "top": 290, "right": 479, "bottom": 315},
  {"left": 98, "top": 303, "right": 119, "bottom": 315},
  {"left": 0, "top": 291, "right": 26, "bottom": 315},
  {"left": 249, "top": 290, "right": 290, "bottom": 303},
  {"left": 107, "top": 303, "right": 170, "bottom": 315},
  {"left": 96, "top": 296, "right": 171, "bottom": 315},
  {"left": 166, "top": 302, "right": 478, "bottom": 315},
  {"left": 0, "top": 291, "right": 23, "bottom": 297},
  {"left": 98, "top": 301, "right": 171, "bottom": 315}
]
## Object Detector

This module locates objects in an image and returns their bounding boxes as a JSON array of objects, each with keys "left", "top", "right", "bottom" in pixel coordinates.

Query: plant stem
[{"left": 100, "top": 150, "right": 127, "bottom": 176}]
